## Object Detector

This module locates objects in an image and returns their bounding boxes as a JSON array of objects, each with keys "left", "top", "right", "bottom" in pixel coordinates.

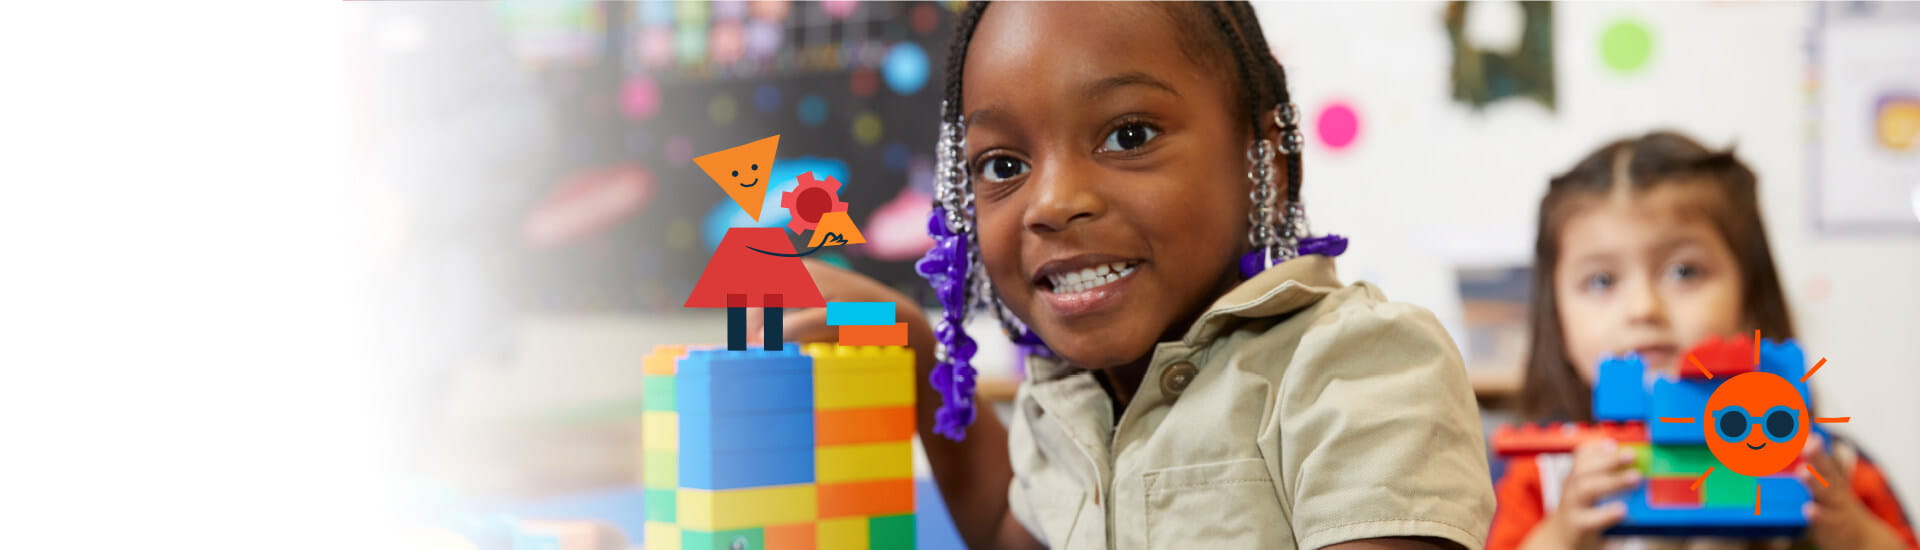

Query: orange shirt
[{"left": 1488, "top": 452, "right": 1918, "bottom": 550}]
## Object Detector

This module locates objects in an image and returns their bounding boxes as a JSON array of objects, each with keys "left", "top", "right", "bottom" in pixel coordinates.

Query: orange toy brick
[
  {"left": 818, "top": 478, "right": 915, "bottom": 519},
  {"left": 763, "top": 523, "right": 816, "bottom": 550},
  {"left": 838, "top": 323, "right": 908, "bottom": 346},
  {"left": 817, "top": 406, "right": 914, "bottom": 446}
]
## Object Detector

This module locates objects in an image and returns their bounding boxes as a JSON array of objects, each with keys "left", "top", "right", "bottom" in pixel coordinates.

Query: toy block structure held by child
[
  {"left": 1490, "top": 334, "right": 1818, "bottom": 538},
  {"left": 642, "top": 344, "right": 916, "bottom": 550}
]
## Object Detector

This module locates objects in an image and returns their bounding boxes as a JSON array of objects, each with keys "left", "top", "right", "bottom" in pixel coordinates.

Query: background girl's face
[
  {"left": 962, "top": 3, "right": 1253, "bottom": 369},
  {"left": 1553, "top": 182, "right": 1746, "bottom": 382}
]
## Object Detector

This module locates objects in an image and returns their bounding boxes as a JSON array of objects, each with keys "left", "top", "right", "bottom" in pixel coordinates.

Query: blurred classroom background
[{"left": 345, "top": 1, "right": 1920, "bottom": 545}]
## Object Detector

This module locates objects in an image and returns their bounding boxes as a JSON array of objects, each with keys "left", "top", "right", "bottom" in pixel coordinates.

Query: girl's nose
[
  {"left": 1022, "top": 157, "right": 1107, "bottom": 234},
  {"left": 1625, "top": 277, "right": 1668, "bottom": 325}
]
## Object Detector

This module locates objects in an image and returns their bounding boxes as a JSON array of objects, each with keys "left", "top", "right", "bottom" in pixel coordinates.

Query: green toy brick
[
  {"left": 1702, "top": 471, "right": 1759, "bottom": 507},
  {"left": 1648, "top": 445, "right": 1716, "bottom": 476},
  {"left": 644, "top": 450, "right": 677, "bottom": 489},
  {"left": 682, "top": 527, "right": 764, "bottom": 550},
  {"left": 869, "top": 513, "right": 916, "bottom": 550},
  {"left": 645, "top": 488, "right": 677, "bottom": 523},
  {"left": 1625, "top": 443, "right": 1651, "bottom": 474},
  {"left": 644, "top": 375, "right": 676, "bottom": 411}
]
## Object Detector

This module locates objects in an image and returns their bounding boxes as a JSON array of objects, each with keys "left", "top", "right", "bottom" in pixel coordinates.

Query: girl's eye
[
  {"left": 979, "top": 156, "right": 1030, "bottom": 183},
  {"left": 1667, "top": 262, "right": 1702, "bottom": 281},
  {"left": 1585, "top": 272, "right": 1615, "bottom": 293},
  {"left": 1100, "top": 123, "right": 1161, "bottom": 152}
]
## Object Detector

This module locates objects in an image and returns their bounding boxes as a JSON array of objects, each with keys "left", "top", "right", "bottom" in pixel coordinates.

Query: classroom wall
[
  {"left": 1256, "top": 1, "right": 1920, "bottom": 505},
  {"left": 431, "top": 1, "right": 1919, "bottom": 512}
]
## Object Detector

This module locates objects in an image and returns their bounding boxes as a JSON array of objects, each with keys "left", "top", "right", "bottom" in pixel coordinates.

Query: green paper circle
[
  {"left": 1601, "top": 19, "right": 1653, "bottom": 73},
  {"left": 709, "top": 94, "right": 738, "bottom": 126}
]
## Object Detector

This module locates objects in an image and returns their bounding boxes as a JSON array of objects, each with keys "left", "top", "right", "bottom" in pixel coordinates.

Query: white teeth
[{"left": 1047, "top": 262, "right": 1137, "bottom": 294}]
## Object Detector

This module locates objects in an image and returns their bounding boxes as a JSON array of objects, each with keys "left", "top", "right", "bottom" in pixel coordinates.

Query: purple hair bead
[
  {"left": 1299, "top": 234, "right": 1349, "bottom": 257},
  {"left": 918, "top": 206, "right": 982, "bottom": 441},
  {"left": 1239, "top": 234, "right": 1351, "bottom": 278}
]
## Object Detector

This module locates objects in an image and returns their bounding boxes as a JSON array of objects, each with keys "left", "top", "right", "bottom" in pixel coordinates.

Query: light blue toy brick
[
  {"left": 1650, "top": 377, "right": 1717, "bottom": 444},
  {"left": 1594, "top": 353, "right": 1649, "bottom": 421},
  {"left": 676, "top": 348, "right": 815, "bottom": 415},
  {"left": 1607, "top": 477, "right": 1808, "bottom": 538},
  {"left": 1757, "top": 339, "right": 1811, "bottom": 407},
  {"left": 513, "top": 533, "right": 561, "bottom": 550},
  {"left": 678, "top": 447, "right": 815, "bottom": 490},
  {"left": 826, "top": 301, "right": 897, "bottom": 326},
  {"left": 680, "top": 410, "right": 815, "bottom": 455}
]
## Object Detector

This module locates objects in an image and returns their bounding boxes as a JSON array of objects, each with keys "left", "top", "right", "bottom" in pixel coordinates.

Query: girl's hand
[
  {"left": 744, "top": 258, "right": 927, "bottom": 346},
  {"left": 1798, "top": 435, "right": 1908, "bottom": 549},
  {"left": 1520, "top": 439, "right": 1639, "bottom": 550}
]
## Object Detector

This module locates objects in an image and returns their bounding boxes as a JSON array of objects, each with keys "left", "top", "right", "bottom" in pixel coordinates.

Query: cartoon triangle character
[
  {"left": 688, "top": 138, "right": 850, "bottom": 351},
  {"left": 692, "top": 135, "right": 780, "bottom": 221}
]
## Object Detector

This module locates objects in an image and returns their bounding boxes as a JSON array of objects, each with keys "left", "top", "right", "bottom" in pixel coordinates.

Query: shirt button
[{"left": 1161, "top": 362, "right": 1198, "bottom": 396}]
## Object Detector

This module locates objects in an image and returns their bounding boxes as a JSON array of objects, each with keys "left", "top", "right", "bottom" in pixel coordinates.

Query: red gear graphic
[{"left": 780, "top": 171, "right": 850, "bottom": 233}]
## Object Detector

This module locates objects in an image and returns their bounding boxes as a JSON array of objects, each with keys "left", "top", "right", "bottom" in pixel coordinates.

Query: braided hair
[{"left": 918, "top": 2, "right": 1306, "bottom": 440}]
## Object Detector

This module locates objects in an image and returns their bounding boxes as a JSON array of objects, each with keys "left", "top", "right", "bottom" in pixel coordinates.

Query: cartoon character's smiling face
[
  {"left": 692, "top": 135, "right": 781, "bottom": 221},
  {"left": 1704, "top": 371, "right": 1808, "bottom": 476},
  {"left": 731, "top": 164, "right": 762, "bottom": 188}
]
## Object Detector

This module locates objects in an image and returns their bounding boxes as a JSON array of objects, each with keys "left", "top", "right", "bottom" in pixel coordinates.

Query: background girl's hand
[
  {"left": 1798, "top": 435, "right": 1909, "bottom": 549},
  {"left": 1521, "top": 439, "right": 1638, "bottom": 550}
]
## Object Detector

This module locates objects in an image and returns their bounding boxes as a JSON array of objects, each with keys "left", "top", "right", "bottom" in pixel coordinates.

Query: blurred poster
[
  {"left": 1809, "top": 2, "right": 1920, "bottom": 234},
  {"left": 1455, "top": 265, "right": 1531, "bottom": 374}
]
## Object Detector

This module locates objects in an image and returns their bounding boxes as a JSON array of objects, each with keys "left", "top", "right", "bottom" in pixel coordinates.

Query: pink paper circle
[
  {"left": 709, "top": 21, "right": 744, "bottom": 64},
  {"left": 619, "top": 77, "right": 660, "bottom": 121},
  {"left": 1316, "top": 102, "right": 1360, "bottom": 150},
  {"left": 822, "top": 0, "right": 857, "bottom": 20}
]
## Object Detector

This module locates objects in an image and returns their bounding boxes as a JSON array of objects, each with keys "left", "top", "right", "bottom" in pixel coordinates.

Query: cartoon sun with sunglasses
[{"left": 1672, "top": 331, "right": 1851, "bottom": 505}]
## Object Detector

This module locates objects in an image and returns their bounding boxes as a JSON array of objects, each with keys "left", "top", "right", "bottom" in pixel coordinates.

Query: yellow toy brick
[
  {"left": 803, "top": 344, "right": 915, "bottom": 410},
  {"left": 816, "top": 516, "right": 869, "bottom": 549},
  {"left": 817, "top": 441, "right": 912, "bottom": 483},
  {"left": 642, "top": 450, "right": 677, "bottom": 489},
  {"left": 645, "top": 345, "right": 687, "bottom": 375},
  {"left": 645, "top": 521, "right": 681, "bottom": 550},
  {"left": 677, "top": 484, "right": 819, "bottom": 531},
  {"left": 641, "top": 411, "right": 678, "bottom": 452}
]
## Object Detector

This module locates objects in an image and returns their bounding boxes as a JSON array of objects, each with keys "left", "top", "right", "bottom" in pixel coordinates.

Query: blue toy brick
[
  {"left": 678, "top": 447, "right": 816, "bottom": 490},
  {"left": 676, "top": 349, "right": 815, "bottom": 415},
  {"left": 679, "top": 410, "right": 815, "bottom": 454},
  {"left": 826, "top": 301, "right": 897, "bottom": 326},
  {"left": 1650, "top": 377, "right": 1718, "bottom": 444},
  {"left": 1757, "top": 339, "right": 1812, "bottom": 407},
  {"left": 1594, "top": 353, "right": 1649, "bottom": 421},
  {"left": 1605, "top": 478, "right": 1808, "bottom": 538}
]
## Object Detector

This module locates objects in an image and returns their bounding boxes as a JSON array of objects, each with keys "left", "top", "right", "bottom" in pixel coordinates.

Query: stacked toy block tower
[
  {"left": 1491, "top": 335, "right": 1816, "bottom": 537},
  {"left": 640, "top": 334, "right": 916, "bottom": 549}
]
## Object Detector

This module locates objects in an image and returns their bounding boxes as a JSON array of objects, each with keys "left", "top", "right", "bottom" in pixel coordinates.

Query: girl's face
[
  {"left": 1553, "top": 182, "right": 1746, "bottom": 383},
  {"left": 962, "top": 3, "right": 1254, "bottom": 369}
]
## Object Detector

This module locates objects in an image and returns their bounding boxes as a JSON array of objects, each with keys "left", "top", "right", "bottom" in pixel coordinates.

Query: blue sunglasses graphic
[{"left": 1711, "top": 405, "right": 1801, "bottom": 444}]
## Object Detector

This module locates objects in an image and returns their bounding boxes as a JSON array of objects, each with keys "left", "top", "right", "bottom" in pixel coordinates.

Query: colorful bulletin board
[
  {"left": 506, "top": 1, "right": 958, "bottom": 313},
  {"left": 1807, "top": 2, "right": 1920, "bottom": 234}
]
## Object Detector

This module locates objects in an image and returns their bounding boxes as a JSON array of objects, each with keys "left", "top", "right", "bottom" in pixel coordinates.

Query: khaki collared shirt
[{"left": 1006, "top": 256, "right": 1495, "bottom": 549}]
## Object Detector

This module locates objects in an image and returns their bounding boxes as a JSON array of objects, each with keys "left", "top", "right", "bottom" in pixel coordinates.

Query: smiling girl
[{"left": 775, "top": 3, "right": 1494, "bottom": 548}]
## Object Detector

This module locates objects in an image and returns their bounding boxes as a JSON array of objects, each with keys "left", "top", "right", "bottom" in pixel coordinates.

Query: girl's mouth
[{"left": 1033, "top": 258, "right": 1141, "bottom": 317}]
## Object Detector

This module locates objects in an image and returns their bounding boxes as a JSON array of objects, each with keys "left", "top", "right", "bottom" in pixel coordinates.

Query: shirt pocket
[{"left": 1142, "top": 458, "right": 1289, "bottom": 548}]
